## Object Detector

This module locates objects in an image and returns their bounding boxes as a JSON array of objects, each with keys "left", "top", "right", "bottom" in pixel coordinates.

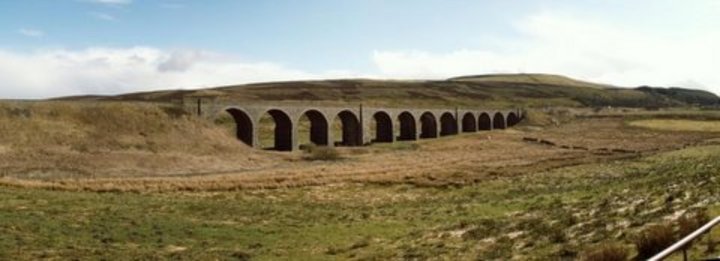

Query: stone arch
[
  {"left": 420, "top": 112, "right": 438, "bottom": 139},
  {"left": 478, "top": 113, "right": 492, "bottom": 131},
  {"left": 263, "top": 109, "right": 293, "bottom": 151},
  {"left": 440, "top": 112, "right": 458, "bottom": 136},
  {"left": 493, "top": 112, "right": 506, "bottom": 130},
  {"left": 397, "top": 112, "right": 417, "bottom": 141},
  {"left": 335, "top": 110, "right": 362, "bottom": 146},
  {"left": 372, "top": 111, "right": 393, "bottom": 143},
  {"left": 301, "top": 109, "right": 329, "bottom": 146},
  {"left": 225, "top": 108, "right": 254, "bottom": 147},
  {"left": 507, "top": 112, "right": 521, "bottom": 127},
  {"left": 461, "top": 112, "right": 477, "bottom": 132}
]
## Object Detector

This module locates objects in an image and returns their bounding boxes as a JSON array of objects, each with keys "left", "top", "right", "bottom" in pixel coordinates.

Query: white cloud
[
  {"left": 0, "top": 47, "right": 356, "bottom": 99},
  {"left": 90, "top": 12, "right": 116, "bottom": 21},
  {"left": 17, "top": 28, "right": 45, "bottom": 38},
  {"left": 372, "top": 10, "right": 720, "bottom": 94},
  {"left": 3, "top": 5, "right": 719, "bottom": 99}
]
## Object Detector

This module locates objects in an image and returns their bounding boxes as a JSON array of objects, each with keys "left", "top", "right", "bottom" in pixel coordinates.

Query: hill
[
  {"left": 56, "top": 73, "right": 719, "bottom": 108},
  {"left": 0, "top": 102, "right": 275, "bottom": 179},
  {"left": 449, "top": 73, "right": 615, "bottom": 89}
]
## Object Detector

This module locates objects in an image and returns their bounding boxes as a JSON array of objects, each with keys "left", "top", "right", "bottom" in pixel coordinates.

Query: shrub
[
  {"left": 303, "top": 144, "right": 341, "bottom": 161},
  {"left": 634, "top": 223, "right": 676, "bottom": 259},
  {"left": 547, "top": 225, "right": 567, "bottom": 243},
  {"left": 677, "top": 208, "right": 710, "bottom": 251},
  {"left": 580, "top": 244, "right": 629, "bottom": 261}
]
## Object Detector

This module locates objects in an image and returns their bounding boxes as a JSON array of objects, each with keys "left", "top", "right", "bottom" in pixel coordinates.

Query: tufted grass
[{"left": 2, "top": 142, "right": 720, "bottom": 259}]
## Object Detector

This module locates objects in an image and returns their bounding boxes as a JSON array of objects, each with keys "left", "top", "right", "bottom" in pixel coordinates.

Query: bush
[
  {"left": 303, "top": 144, "right": 341, "bottom": 161},
  {"left": 580, "top": 244, "right": 629, "bottom": 261},
  {"left": 634, "top": 223, "right": 676, "bottom": 259},
  {"left": 677, "top": 209, "right": 710, "bottom": 237},
  {"left": 677, "top": 208, "right": 710, "bottom": 251}
]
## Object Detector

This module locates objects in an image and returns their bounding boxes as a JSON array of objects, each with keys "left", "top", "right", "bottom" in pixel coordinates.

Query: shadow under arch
[
  {"left": 301, "top": 109, "right": 329, "bottom": 146},
  {"left": 263, "top": 109, "right": 293, "bottom": 151},
  {"left": 507, "top": 112, "right": 521, "bottom": 127},
  {"left": 335, "top": 110, "right": 362, "bottom": 146},
  {"left": 462, "top": 112, "right": 477, "bottom": 132},
  {"left": 373, "top": 111, "right": 393, "bottom": 143},
  {"left": 479, "top": 113, "right": 492, "bottom": 131},
  {"left": 397, "top": 112, "right": 416, "bottom": 141},
  {"left": 225, "top": 108, "right": 254, "bottom": 147},
  {"left": 493, "top": 112, "right": 506, "bottom": 130},
  {"left": 420, "top": 112, "right": 438, "bottom": 139},
  {"left": 440, "top": 112, "right": 458, "bottom": 136}
]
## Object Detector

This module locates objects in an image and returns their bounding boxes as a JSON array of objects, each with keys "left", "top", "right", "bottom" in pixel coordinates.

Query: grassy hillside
[
  {"left": 449, "top": 73, "right": 615, "bottom": 89},
  {"left": 56, "top": 74, "right": 719, "bottom": 109},
  {"left": 0, "top": 102, "right": 274, "bottom": 179}
]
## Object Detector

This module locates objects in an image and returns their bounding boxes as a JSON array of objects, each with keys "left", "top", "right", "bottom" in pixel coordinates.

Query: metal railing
[{"left": 650, "top": 216, "right": 720, "bottom": 261}]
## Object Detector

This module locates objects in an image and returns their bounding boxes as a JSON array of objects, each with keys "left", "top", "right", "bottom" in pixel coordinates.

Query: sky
[{"left": 0, "top": 0, "right": 719, "bottom": 99}]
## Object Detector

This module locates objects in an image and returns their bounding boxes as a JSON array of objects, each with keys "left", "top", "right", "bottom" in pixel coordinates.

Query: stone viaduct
[{"left": 188, "top": 101, "right": 524, "bottom": 151}]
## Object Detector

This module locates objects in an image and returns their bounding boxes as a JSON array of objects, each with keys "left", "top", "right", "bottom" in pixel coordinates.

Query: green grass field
[{"left": 3, "top": 143, "right": 720, "bottom": 259}]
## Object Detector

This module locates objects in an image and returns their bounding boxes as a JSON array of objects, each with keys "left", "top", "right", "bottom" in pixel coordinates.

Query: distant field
[{"left": 629, "top": 119, "right": 720, "bottom": 132}]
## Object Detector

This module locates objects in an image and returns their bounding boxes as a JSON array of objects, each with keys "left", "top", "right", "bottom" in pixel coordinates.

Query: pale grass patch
[{"left": 629, "top": 119, "right": 720, "bottom": 132}]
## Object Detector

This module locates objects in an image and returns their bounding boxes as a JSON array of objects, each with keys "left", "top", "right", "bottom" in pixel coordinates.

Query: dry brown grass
[
  {"left": 0, "top": 101, "right": 276, "bottom": 178},
  {"left": 676, "top": 208, "right": 711, "bottom": 252},
  {"left": 580, "top": 244, "right": 629, "bottom": 261},
  {"left": 634, "top": 223, "right": 676, "bottom": 259},
  {"left": 0, "top": 110, "right": 715, "bottom": 193},
  {"left": 302, "top": 144, "right": 342, "bottom": 161}
]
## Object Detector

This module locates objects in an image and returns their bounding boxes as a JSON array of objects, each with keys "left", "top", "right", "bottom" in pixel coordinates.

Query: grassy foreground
[{"left": 2, "top": 143, "right": 720, "bottom": 260}]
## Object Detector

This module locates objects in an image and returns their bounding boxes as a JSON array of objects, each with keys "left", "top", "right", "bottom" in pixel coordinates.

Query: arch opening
[
  {"left": 397, "top": 112, "right": 417, "bottom": 141},
  {"left": 440, "top": 112, "right": 458, "bottom": 136},
  {"left": 420, "top": 112, "right": 438, "bottom": 139},
  {"left": 334, "top": 110, "right": 362, "bottom": 146},
  {"left": 372, "top": 111, "right": 393, "bottom": 143},
  {"left": 225, "top": 108, "right": 254, "bottom": 147},
  {"left": 259, "top": 109, "right": 293, "bottom": 151},
  {"left": 479, "top": 113, "right": 492, "bottom": 131},
  {"left": 462, "top": 113, "right": 477, "bottom": 133},
  {"left": 493, "top": 112, "right": 506, "bottom": 130},
  {"left": 299, "top": 110, "right": 329, "bottom": 147},
  {"left": 507, "top": 112, "right": 521, "bottom": 127}
]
